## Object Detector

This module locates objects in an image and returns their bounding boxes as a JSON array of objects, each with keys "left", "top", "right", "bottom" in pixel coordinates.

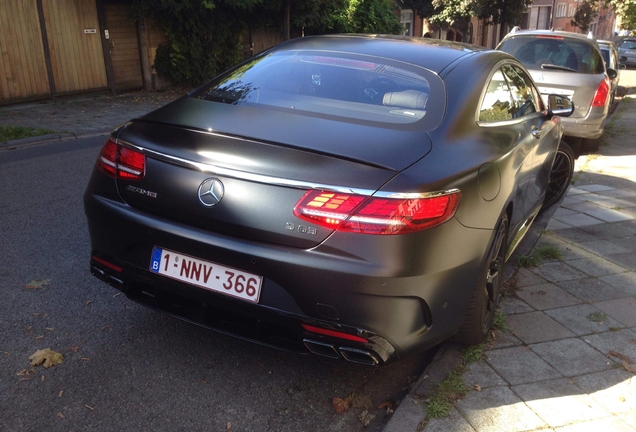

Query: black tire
[
  {"left": 453, "top": 213, "right": 509, "bottom": 345},
  {"left": 543, "top": 140, "right": 575, "bottom": 210}
]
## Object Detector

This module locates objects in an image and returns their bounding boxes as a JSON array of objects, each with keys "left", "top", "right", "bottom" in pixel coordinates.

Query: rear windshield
[
  {"left": 191, "top": 51, "right": 433, "bottom": 124},
  {"left": 620, "top": 40, "right": 636, "bottom": 50},
  {"left": 499, "top": 36, "right": 604, "bottom": 74}
]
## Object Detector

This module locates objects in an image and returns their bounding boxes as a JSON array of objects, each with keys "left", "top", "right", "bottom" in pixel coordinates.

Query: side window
[
  {"left": 479, "top": 68, "right": 515, "bottom": 122},
  {"left": 502, "top": 64, "right": 540, "bottom": 118}
]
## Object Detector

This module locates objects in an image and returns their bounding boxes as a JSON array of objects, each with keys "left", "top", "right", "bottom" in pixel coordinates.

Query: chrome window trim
[{"left": 115, "top": 137, "right": 460, "bottom": 199}]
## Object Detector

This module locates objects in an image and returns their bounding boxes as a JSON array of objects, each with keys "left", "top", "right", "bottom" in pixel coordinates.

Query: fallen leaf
[
  {"left": 68, "top": 346, "right": 80, "bottom": 352},
  {"left": 226, "top": 422, "right": 232, "bottom": 431},
  {"left": 46, "top": 328, "right": 54, "bottom": 331},
  {"left": 59, "top": 390, "right": 64, "bottom": 398},
  {"left": 377, "top": 401, "right": 394, "bottom": 410},
  {"left": 86, "top": 405, "right": 94, "bottom": 410},
  {"left": 26, "top": 279, "right": 51, "bottom": 289},
  {"left": 474, "top": 384, "right": 482, "bottom": 391},
  {"left": 80, "top": 358, "right": 91, "bottom": 361},
  {"left": 57, "top": 412, "right": 65, "bottom": 419},
  {"left": 86, "top": 300, "right": 93, "bottom": 305},
  {"left": 607, "top": 350, "right": 633, "bottom": 364},
  {"left": 332, "top": 393, "right": 355, "bottom": 414},
  {"left": 35, "top": 335, "right": 44, "bottom": 340},
  {"left": 113, "top": 293, "right": 121, "bottom": 298},
  {"left": 28, "top": 348, "right": 64, "bottom": 368},
  {"left": 358, "top": 409, "right": 375, "bottom": 427},
  {"left": 33, "top": 313, "right": 41, "bottom": 316},
  {"left": 623, "top": 361, "right": 636, "bottom": 373},
  {"left": 41, "top": 375, "right": 45, "bottom": 382},
  {"left": 26, "top": 326, "right": 33, "bottom": 331}
]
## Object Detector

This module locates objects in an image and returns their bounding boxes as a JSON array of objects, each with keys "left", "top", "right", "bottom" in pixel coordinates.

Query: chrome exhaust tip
[
  {"left": 303, "top": 339, "right": 340, "bottom": 359},
  {"left": 339, "top": 347, "right": 379, "bottom": 365}
]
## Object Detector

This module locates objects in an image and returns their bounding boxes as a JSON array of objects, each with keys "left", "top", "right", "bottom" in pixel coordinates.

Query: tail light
[
  {"left": 591, "top": 78, "right": 610, "bottom": 107},
  {"left": 97, "top": 137, "right": 145, "bottom": 180},
  {"left": 294, "top": 189, "right": 461, "bottom": 235}
]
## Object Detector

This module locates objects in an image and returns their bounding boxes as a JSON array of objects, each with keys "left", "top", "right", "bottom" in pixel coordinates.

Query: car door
[{"left": 501, "top": 63, "right": 559, "bottom": 214}]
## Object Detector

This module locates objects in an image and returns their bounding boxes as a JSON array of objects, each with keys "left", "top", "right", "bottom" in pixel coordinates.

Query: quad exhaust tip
[{"left": 303, "top": 339, "right": 379, "bottom": 365}]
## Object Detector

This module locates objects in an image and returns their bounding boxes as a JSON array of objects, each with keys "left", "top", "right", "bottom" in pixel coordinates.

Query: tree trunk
[{"left": 283, "top": 0, "right": 291, "bottom": 41}]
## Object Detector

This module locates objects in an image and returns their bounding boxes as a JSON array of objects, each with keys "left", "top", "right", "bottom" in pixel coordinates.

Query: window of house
[
  {"left": 556, "top": 3, "right": 567, "bottom": 18},
  {"left": 568, "top": 4, "right": 576, "bottom": 17},
  {"left": 401, "top": 10, "right": 413, "bottom": 36}
]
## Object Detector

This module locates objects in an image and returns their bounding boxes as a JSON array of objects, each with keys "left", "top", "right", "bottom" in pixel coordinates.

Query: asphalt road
[{"left": 0, "top": 136, "right": 432, "bottom": 431}]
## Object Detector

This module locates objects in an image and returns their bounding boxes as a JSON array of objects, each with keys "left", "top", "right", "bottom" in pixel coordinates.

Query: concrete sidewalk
[
  {"left": 0, "top": 90, "right": 183, "bottom": 149},
  {"left": 385, "top": 94, "right": 636, "bottom": 431}
]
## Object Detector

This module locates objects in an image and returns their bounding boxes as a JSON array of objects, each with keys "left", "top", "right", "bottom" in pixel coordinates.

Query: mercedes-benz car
[
  {"left": 84, "top": 35, "right": 573, "bottom": 365},
  {"left": 497, "top": 29, "right": 616, "bottom": 155}
]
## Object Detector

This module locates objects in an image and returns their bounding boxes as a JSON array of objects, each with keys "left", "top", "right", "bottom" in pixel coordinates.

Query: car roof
[
  {"left": 270, "top": 34, "right": 492, "bottom": 74},
  {"left": 597, "top": 40, "right": 616, "bottom": 47},
  {"left": 502, "top": 29, "right": 599, "bottom": 45}
]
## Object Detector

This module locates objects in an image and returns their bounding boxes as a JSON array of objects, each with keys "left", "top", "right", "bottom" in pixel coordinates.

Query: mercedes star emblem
[{"left": 198, "top": 178, "right": 225, "bottom": 207}]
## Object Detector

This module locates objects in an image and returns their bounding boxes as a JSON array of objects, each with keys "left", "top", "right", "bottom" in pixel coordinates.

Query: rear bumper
[
  {"left": 561, "top": 107, "right": 607, "bottom": 139},
  {"left": 85, "top": 193, "right": 494, "bottom": 365}
]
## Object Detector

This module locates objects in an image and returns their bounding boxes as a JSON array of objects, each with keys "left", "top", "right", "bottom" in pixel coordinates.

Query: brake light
[
  {"left": 294, "top": 189, "right": 461, "bottom": 235},
  {"left": 97, "top": 137, "right": 145, "bottom": 180},
  {"left": 591, "top": 78, "right": 610, "bottom": 107},
  {"left": 302, "top": 324, "right": 368, "bottom": 343}
]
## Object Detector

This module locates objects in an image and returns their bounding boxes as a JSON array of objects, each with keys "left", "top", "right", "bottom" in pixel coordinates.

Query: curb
[{"left": 0, "top": 128, "right": 112, "bottom": 151}]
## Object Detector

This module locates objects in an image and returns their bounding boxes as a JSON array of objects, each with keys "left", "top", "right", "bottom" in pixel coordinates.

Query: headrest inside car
[{"left": 382, "top": 90, "right": 428, "bottom": 110}]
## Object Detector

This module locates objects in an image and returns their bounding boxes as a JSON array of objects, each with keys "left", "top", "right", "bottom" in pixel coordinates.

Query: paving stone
[
  {"left": 530, "top": 261, "right": 588, "bottom": 283},
  {"left": 455, "top": 386, "right": 547, "bottom": 431},
  {"left": 512, "top": 378, "right": 612, "bottom": 427},
  {"left": 547, "top": 218, "right": 574, "bottom": 230},
  {"left": 563, "top": 200, "right": 608, "bottom": 213},
  {"left": 580, "top": 222, "right": 636, "bottom": 240},
  {"left": 567, "top": 187, "right": 592, "bottom": 196},
  {"left": 608, "top": 253, "right": 636, "bottom": 272},
  {"left": 593, "top": 197, "right": 636, "bottom": 209},
  {"left": 516, "top": 283, "right": 580, "bottom": 310},
  {"left": 584, "top": 328, "right": 636, "bottom": 365},
  {"left": 586, "top": 208, "right": 636, "bottom": 223},
  {"left": 578, "top": 239, "right": 632, "bottom": 255},
  {"left": 382, "top": 394, "right": 428, "bottom": 432},
  {"left": 462, "top": 361, "right": 507, "bottom": 389},
  {"left": 486, "top": 346, "right": 562, "bottom": 385},
  {"left": 614, "top": 237, "right": 636, "bottom": 252},
  {"left": 553, "top": 417, "right": 636, "bottom": 432},
  {"left": 560, "top": 277, "right": 628, "bottom": 303},
  {"left": 545, "top": 304, "right": 625, "bottom": 336},
  {"left": 581, "top": 194, "right": 618, "bottom": 204},
  {"left": 554, "top": 213, "right": 605, "bottom": 228},
  {"left": 420, "top": 407, "right": 475, "bottom": 432},
  {"left": 573, "top": 369, "right": 636, "bottom": 415},
  {"left": 549, "top": 228, "right": 599, "bottom": 244},
  {"left": 594, "top": 298, "right": 636, "bottom": 327},
  {"left": 530, "top": 338, "right": 614, "bottom": 376},
  {"left": 600, "top": 189, "right": 636, "bottom": 199},
  {"left": 507, "top": 311, "right": 576, "bottom": 344},
  {"left": 566, "top": 257, "right": 630, "bottom": 277},
  {"left": 488, "top": 329, "right": 523, "bottom": 349},
  {"left": 513, "top": 267, "right": 548, "bottom": 288},
  {"left": 500, "top": 296, "right": 535, "bottom": 315},
  {"left": 557, "top": 244, "right": 598, "bottom": 261},
  {"left": 554, "top": 207, "right": 580, "bottom": 218},
  {"left": 599, "top": 272, "right": 636, "bottom": 296},
  {"left": 577, "top": 185, "right": 616, "bottom": 192}
]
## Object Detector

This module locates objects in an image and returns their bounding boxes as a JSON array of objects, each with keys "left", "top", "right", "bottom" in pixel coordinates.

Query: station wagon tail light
[
  {"left": 97, "top": 137, "right": 145, "bottom": 180},
  {"left": 294, "top": 189, "right": 461, "bottom": 235},
  {"left": 591, "top": 78, "right": 610, "bottom": 107}
]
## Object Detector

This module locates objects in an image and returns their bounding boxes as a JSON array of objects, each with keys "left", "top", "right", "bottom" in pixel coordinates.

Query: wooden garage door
[
  {"left": 104, "top": 4, "right": 143, "bottom": 90},
  {"left": 42, "top": 0, "right": 108, "bottom": 94},
  {"left": 0, "top": 2, "right": 50, "bottom": 101}
]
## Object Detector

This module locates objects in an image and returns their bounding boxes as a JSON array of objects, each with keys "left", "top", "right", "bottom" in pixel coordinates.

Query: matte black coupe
[{"left": 84, "top": 35, "right": 573, "bottom": 365}]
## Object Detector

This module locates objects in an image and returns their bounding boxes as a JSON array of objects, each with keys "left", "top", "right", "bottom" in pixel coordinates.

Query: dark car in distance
[{"left": 84, "top": 35, "right": 573, "bottom": 365}]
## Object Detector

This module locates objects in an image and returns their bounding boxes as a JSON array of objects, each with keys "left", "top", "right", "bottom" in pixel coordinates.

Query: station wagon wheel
[
  {"left": 543, "top": 141, "right": 574, "bottom": 210},
  {"left": 453, "top": 213, "right": 509, "bottom": 345}
]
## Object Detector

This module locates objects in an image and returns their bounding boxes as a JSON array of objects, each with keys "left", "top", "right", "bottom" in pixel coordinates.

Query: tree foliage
[
  {"left": 131, "top": 0, "right": 401, "bottom": 86},
  {"left": 571, "top": 0, "right": 598, "bottom": 33},
  {"left": 400, "top": 0, "right": 530, "bottom": 28},
  {"left": 605, "top": 0, "right": 636, "bottom": 30}
]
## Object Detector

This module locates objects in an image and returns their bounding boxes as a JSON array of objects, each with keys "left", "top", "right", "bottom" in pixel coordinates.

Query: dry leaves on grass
[
  {"left": 358, "top": 409, "right": 375, "bottom": 427},
  {"left": 25, "top": 279, "right": 51, "bottom": 289},
  {"left": 28, "top": 348, "right": 64, "bottom": 368}
]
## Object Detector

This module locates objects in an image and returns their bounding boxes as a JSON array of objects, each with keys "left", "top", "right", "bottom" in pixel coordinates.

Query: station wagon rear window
[{"left": 192, "top": 51, "right": 433, "bottom": 124}]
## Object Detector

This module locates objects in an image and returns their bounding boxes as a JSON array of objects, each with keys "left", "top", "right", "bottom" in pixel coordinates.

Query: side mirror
[
  {"left": 607, "top": 68, "right": 618, "bottom": 79},
  {"left": 620, "top": 63, "right": 627, "bottom": 70},
  {"left": 620, "top": 56, "right": 628, "bottom": 62},
  {"left": 547, "top": 94, "right": 574, "bottom": 117}
]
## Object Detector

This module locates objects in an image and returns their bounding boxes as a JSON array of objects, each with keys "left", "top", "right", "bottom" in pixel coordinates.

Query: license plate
[{"left": 149, "top": 247, "right": 262, "bottom": 303}]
